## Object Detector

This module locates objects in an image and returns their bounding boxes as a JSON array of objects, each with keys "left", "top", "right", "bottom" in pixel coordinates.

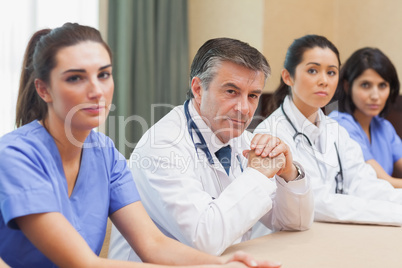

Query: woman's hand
[{"left": 224, "top": 251, "right": 282, "bottom": 268}]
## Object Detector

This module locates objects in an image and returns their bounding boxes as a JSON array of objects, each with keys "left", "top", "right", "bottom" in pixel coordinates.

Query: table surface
[{"left": 222, "top": 222, "right": 402, "bottom": 268}]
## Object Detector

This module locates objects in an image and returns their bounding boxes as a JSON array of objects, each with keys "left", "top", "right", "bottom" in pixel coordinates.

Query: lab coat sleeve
[
  {"left": 308, "top": 124, "right": 402, "bottom": 226},
  {"left": 257, "top": 174, "right": 314, "bottom": 232},
  {"left": 314, "top": 126, "right": 402, "bottom": 226},
  {"left": 254, "top": 119, "right": 314, "bottom": 232},
  {"left": 132, "top": 138, "right": 279, "bottom": 255}
]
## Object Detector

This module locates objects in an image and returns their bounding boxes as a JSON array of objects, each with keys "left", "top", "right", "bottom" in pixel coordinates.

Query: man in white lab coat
[{"left": 109, "top": 38, "right": 314, "bottom": 261}]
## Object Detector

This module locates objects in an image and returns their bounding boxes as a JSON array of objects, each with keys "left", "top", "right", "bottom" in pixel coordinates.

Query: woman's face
[
  {"left": 351, "top": 68, "right": 390, "bottom": 119},
  {"left": 284, "top": 47, "right": 339, "bottom": 117},
  {"left": 39, "top": 41, "right": 113, "bottom": 133}
]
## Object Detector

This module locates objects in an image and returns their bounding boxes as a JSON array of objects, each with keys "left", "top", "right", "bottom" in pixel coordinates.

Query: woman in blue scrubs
[
  {"left": 0, "top": 23, "right": 281, "bottom": 268},
  {"left": 329, "top": 48, "right": 402, "bottom": 188}
]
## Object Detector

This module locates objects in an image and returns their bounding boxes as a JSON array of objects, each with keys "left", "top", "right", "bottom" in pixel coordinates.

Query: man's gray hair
[{"left": 187, "top": 37, "right": 271, "bottom": 99}]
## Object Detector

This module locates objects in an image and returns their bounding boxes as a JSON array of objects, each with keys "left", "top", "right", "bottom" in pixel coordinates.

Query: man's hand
[
  {"left": 243, "top": 134, "right": 299, "bottom": 181},
  {"left": 246, "top": 151, "right": 285, "bottom": 178}
]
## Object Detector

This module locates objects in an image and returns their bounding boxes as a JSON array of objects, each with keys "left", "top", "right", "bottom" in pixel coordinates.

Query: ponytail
[
  {"left": 15, "top": 29, "right": 50, "bottom": 127},
  {"left": 265, "top": 77, "right": 290, "bottom": 116}
]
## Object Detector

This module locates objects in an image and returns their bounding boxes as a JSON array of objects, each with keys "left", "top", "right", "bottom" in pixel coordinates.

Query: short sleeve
[
  {"left": 104, "top": 137, "right": 141, "bottom": 215},
  {"left": 0, "top": 145, "right": 60, "bottom": 229},
  {"left": 386, "top": 121, "right": 402, "bottom": 163},
  {"left": 329, "top": 111, "right": 373, "bottom": 161}
]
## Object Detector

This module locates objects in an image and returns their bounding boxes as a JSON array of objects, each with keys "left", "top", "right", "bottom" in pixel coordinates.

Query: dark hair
[
  {"left": 266, "top": 34, "right": 340, "bottom": 115},
  {"left": 187, "top": 37, "right": 271, "bottom": 99},
  {"left": 333, "top": 47, "right": 399, "bottom": 117},
  {"left": 16, "top": 22, "right": 112, "bottom": 127}
]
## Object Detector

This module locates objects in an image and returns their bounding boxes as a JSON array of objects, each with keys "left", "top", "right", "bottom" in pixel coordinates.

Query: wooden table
[{"left": 223, "top": 222, "right": 402, "bottom": 268}]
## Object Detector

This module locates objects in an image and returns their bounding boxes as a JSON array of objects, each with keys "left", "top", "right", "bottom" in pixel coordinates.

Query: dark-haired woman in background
[
  {"left": 329, "top": 47, "right": 402, "bottom": 188},
  {"left": 0, "top": 22, "right": 280, "bottom": 268},
  {"left": 255, "top": 35, "right": 402, "bottom": 226}
]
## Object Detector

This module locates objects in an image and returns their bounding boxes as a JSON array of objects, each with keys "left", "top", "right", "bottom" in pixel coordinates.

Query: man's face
[{"left": 192, "top": 61, "right": 265, "bottom": 143}]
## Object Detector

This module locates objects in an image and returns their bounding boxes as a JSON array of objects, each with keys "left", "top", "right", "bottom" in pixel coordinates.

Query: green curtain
[{"left": 106, "top": 0, "right": 189, "bottom": 158}]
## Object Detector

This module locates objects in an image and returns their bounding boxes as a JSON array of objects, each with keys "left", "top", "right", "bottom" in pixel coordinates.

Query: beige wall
[
  {"left": 263, "top": 0, "right": 337, "bottom": 92},
  {"left": 189, "top": 0, "right": 402, "bottom": 93},
  {"left": 188, "top": 0, "right": 265, "bottom": 61},
  {"left": 336, "top": 0, "right": 402, "bottom": 78}
]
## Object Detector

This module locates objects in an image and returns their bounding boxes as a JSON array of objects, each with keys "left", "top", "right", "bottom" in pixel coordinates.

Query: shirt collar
[
  {"left": 284, "top": 95, "right": 327, "bottom": 147},
  {"left": 188, "top": 99, "right": 232, "bottom": 154}
]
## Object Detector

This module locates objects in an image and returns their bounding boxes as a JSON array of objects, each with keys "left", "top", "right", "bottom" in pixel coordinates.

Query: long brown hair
[{"left": 16, "top": 22, "right": 112, "bottom": 127}]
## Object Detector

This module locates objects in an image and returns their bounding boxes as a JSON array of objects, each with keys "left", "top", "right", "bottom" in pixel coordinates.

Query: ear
[
  {"left": 191, "top": 77, "right": 203, "bottom": 104},
  {"left": 281, "top": 69, "right": 294, "bottom": 87},
  {"left": 35, "top": 79, "right": 52, "bottom": 103}
]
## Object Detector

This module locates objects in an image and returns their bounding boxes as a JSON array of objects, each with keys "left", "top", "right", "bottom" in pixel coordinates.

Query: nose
[
  {"left": 235, "top": 95, "right": 250, "bottom": 115},
  {"left": 370, "top": 87, "right": 379, "bottom": 100},
  {"left": 88, "top": 79, "right": 103, "bottom": 100},
  {"left": 318, "top": 72, "right": 328, "bottom": 87}
]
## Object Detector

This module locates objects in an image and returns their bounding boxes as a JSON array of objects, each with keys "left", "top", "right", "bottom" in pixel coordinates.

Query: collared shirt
[{"left": 329, "top": 111, "right": 402, "bottom": 175}]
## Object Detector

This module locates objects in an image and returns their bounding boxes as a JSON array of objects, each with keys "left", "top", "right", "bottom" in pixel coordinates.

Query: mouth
[
  {"left": 314, "top": 91, "right": 328, "bottom": 97},
  {"left": 82, "top": 105, "right": 106, "bottom": 114},
  {"left": 228, "top": 118, "right": 248, "bottom": 127},
  {"left": 368, "top": 104, "right": 380, "bottom": 110}
]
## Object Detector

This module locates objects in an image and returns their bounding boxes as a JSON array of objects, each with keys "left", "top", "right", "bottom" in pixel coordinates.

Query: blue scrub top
[
  {"left": 0, "top": 120, "right": 140, "bottom": 267},
  {"left": 330, "top": 111, "right": 402, "bottom": 175}
]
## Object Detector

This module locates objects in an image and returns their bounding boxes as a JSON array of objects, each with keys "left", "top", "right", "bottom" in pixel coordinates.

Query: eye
[
  {"left": 99, "top": 71, "right": 111, "bottom": 79},
  {"left": 66, "top": 75, "right": 82, "bottom": 83},
  {"left": 379, "top": 82, "right": 388, "bottom": 89},
  {"left": 307, "top": 68, "right": 317, "bottom": 74},
  {"left": 360, "top": 82, "right": 370, "bottom": 89},
  {"left": 328, "top": 70, "right": 337, "bottom": 76},
  {"left": 227, "top": 89, "right": 237, "bottom": 95},
  {"left": 249, "top": 94, "right": 259, "bottom": 99}
]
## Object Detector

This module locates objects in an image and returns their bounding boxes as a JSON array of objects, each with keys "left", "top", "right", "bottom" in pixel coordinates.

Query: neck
[
  {"left": 353, "top": 110, "right": 373, "bottom": 141},
  {"left": 42, "top": 116, "right": 89, "bottom": 162},
  {"left": 292, "top": 98, "right": 320, "bottom": 125}
]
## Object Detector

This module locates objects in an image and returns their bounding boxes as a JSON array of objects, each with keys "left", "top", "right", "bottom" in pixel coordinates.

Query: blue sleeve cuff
[{"left": 2, "top": 188, "right": 59, "bottom": 229}]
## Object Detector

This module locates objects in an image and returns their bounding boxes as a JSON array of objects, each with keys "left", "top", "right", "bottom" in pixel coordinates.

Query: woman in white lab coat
[{"left": 255, "top": 34, "right": 402, "bottom": 226}]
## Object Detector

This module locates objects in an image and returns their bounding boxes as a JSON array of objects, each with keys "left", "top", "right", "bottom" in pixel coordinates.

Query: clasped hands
[{"left": 243, "top": 134, "right": 298, "bottom": 182}]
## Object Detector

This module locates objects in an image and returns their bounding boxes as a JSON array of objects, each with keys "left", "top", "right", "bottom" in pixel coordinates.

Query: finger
[
  {"left": 260, "top": 137, "right": 282, "bottom": 157},
  {"left": 228, "top": 251, "right": 258, "bottom": 267},
  {"left": 252, "top": 134, "right": 278, "bottom": 156},
  {"left": 256, "top": 260, "right": 282, "bottom": 268},
  {"left": 250, "top": 134, "right": 264, "bottom": 150},
  {"left": 268, "top": 143, "right": 287, "bottom": 158},
  {"left": 243, "top": 149, "right": 251, "bottom": 158}
]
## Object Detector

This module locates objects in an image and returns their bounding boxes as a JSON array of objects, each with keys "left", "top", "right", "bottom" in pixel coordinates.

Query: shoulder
[
  {"left": 85, "top": 131, "right": 127, "bottom": 169},
  {"left": 329, "top": 111, "right": 358, "bottom": 129},
  {"left": 372, "top": 116, "right": 394, "bottom": 130},
  {"left": 0, "top": 121, "right": 53, "bottom": 160},
  {"left": 254, "top": 107, "right": 284, "bottom": 134},
  {"left": 135, "top": 105, "right": 190, "bottom": 153}
]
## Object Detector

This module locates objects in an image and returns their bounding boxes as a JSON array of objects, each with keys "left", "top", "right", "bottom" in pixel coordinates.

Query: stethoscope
[
  {"left": 281, "top": 104, "right": 344, "bottom": 194},
  {"left": 184, "top": 100, "right": 244, "bottom": 181}
]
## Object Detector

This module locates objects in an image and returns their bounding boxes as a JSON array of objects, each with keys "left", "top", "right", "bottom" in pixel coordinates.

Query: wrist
[{"left": 282, "top": 161, "right": 304, "bottom": 182}]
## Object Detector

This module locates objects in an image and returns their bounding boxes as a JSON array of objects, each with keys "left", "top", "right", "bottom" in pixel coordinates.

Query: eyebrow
[
  {"left": 62, "top": 64, "right": 112, "bottom": 74},
  {"left": 306, "top": 62, "right": 339, "bottom": 69},
  {"left": 223, "top": 82, "right": 262, "bottom": 94}
]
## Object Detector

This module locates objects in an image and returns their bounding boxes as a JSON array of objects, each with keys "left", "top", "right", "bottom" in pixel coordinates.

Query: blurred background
[{"left": 1, "top": 0, "right": 401, "bottom": 158}]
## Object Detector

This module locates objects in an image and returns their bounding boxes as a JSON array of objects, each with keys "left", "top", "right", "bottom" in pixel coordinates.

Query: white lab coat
[
  {"left": 108, "top": 100, "right": 314, "bottom": 261},
  {"left": 255, "top": 96, "right": 402, "bottom": 226}
]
